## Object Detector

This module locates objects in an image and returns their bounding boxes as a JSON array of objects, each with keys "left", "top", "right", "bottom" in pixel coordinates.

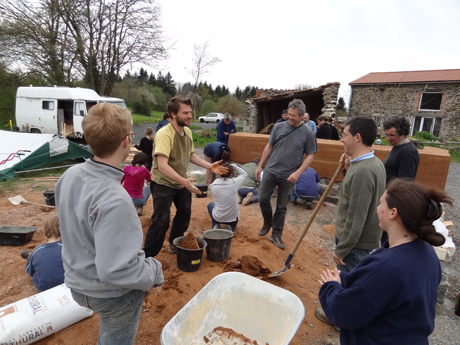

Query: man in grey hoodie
[{"left": 55, "top": 103, "right": 164, "bottom": 345}]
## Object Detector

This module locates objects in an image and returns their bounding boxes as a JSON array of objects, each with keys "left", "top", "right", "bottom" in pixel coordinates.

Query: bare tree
[
  {"left": 0, "top": 0, "right": 168, "bottom": 95},
  {"left": 186, "top": 40, "right": 221, "bottom": 121}
]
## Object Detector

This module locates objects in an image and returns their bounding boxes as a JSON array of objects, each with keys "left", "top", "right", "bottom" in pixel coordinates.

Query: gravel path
[{"left": 429, "top": 162, "right": 460, "bottom": 344}]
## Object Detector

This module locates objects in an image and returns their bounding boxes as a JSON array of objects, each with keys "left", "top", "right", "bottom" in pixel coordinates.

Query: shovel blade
[
  {"left": 8, "top": 195, "right": 27, "bottom": 206},
  {"left": 267, "top": 263, "right": 294, "bottom": 278}
]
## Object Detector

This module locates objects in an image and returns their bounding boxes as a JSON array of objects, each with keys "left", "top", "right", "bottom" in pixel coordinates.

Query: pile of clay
[
  {"left": 223, "top": 255, "right": 271, "bottom": 278},
  {"left": 178, "top": 232, "right": 200, "bottom": 249}
]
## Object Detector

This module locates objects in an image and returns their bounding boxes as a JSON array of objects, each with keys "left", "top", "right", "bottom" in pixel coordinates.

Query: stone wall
[
  {"left": 349, "top": 82, "right": 460, "bottom": 140},
  {"left": 243, "top": 83, "right": 340, "bottom": 133}
]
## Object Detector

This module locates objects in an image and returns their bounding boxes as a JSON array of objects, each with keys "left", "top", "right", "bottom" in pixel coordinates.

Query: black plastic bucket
[
  {"left": 195, "top": 184, "right": 208, "bottom": 198},
  {"left": 173, "top": 236, "right": 207, "bottom": 272},
  {"left": 202, "top": 229, "right": 234, "bottom": 262},
  {"left": 42, "top": 189, "right": 55, "bottom": 206}
]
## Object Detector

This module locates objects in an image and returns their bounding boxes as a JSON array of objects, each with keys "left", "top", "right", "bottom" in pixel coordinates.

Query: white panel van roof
[{"left": 16, "top": 86, "right": 123, "bottom": 102}]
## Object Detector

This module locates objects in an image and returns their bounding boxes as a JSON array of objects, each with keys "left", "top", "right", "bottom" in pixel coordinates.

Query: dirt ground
[{"left": 0, "top": 180, "right": 340, "bottom": 345}]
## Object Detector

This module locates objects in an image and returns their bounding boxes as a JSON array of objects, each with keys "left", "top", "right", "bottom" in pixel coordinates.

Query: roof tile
[{"left": 350, "top": 69, "right": 460, "bottom": 85}]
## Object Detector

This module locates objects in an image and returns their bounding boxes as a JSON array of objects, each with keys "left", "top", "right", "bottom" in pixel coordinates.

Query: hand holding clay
[{"left": 210, "top": 160, "right": 228, "bottom": 175}]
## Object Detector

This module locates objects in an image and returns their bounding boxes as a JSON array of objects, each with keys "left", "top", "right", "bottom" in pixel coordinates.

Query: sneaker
[
  {"left": 242, "top": 192, "right": 254, "bottom": 206},
  {"left": 136, "top": 207, "right": 144, "bottom": 216},
  {"left": 258, "top": 225, "right": 271, "bottom": 237},
  {"left": 306, "top": 202, "right": 313, "bottom": 210},
  {"left": 21, "top": 250, "right": 32, "bottom": 260},
  {"left": 168, "top": 243, "right": 177, "bottom": 254},
  {"left": 290, "top": 199, "right": 297, "bottom": 206},
  {"left": 268, "top": 235, "right": 285, "bottom": 250},
  {"left": 315, "top": 308, "right": 332, "bottom": 325},
  {"left": 213, "top": 224, "right": 221, "bottom": 229},
  {"left": 238, "top": 195, "right": 243, "bottom": 204}
]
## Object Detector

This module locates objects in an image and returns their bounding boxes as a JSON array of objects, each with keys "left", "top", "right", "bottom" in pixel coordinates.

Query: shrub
[
  {"left": 132, "top": 101, "right": 151, "bottom": 117},
  {"left": 415, "top": 131, "right": 439, "bottom": 141}
]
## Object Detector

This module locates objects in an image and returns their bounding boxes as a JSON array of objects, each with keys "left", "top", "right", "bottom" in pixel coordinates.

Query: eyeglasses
[{"left": 341, "top": 132, "right": 353, "bottom": 139}]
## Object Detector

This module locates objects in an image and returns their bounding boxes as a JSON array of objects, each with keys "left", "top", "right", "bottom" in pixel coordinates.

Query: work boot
[
  {"left": 242, "top": 192, "right": 254, "bottom": 206},
  {"left": 213, "top": 224, "right": 221, "bottom": 229},
  {"left": 136, "top": 207, "right": 144, "bottom": 216},
  {"left": 324, "top": 337, "right": 340, "bottom": 345},
  {"left": 268, "top": 235, "right": 285, "bottom": 250},
  {"left": 258, "top": 225, "right": 271, "bottom": 237},
  {"left": 238, "top": 195, "right": 243, "bottom": 204},
  {"left": 168, "top": 243, "right": 177, "bottom": 254},
  {"left": 306, "top": 202, "right": 313, "bottom": 210},
  {"left": 21, "top": 250, "right": 32, "bottom": 260},
  {"left": 290, "top": 197, "right": 297, "bottom": 205}
]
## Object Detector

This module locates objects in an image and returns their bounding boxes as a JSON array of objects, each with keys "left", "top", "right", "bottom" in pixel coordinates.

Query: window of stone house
[
  {"left": 372, "top": 114, "right": 382, "bottom": 128},
  {"left": 412, "top": 116, "right": 442, "bottom": 137},
  {"left": 419, "top": 92, "right": 443, "bottom": 111}
]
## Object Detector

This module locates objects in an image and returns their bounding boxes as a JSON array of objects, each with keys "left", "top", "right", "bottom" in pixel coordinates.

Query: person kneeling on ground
[
  {"left": 122, "top": 152, "right": 152, "bottom": 215},
  {"left": 290, "top": 167, "right": 320, "bottom": 209},
  {"left": 317, "top": 179, "right": 452, "bottom": 345},
  {"left": 23, "top": 215, "right": 64, "bottom": 292},
  {"left": 208, "top": 163, "right": 247, "bottom": 231},
  {"left": 238, "top": 158, "right": 262, "bottom": 206}
]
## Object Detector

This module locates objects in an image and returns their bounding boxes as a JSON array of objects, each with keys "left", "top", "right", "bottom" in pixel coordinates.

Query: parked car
[{"left": 199, "top": 112, "right": 224, "bottom": 123}]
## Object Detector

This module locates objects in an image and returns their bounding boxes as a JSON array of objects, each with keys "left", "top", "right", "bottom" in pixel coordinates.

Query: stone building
[
  {"left": 349, "top": 69, "right": 460, "bottom": 140},
  {"left": 243, "top": 83, "right": 340, "bottom": 133}
]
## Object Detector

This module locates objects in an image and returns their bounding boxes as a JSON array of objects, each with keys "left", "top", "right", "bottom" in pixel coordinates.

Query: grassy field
[{"left": 131, "top": 110, "right": 164, "bottom": 125}]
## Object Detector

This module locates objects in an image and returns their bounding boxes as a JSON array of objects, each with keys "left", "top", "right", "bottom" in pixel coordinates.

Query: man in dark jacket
[
  {"left": 156, "top": 113, "right": 171, "bottom": 133},
  {"left": 216, "top": 113, "right": 237, "bottom": 145},
  {"left": 204, "top": 142, "right": 230, "bottom": 184},
  {"left": 316, "top": 115, "right": 332, "bottom": 139}
]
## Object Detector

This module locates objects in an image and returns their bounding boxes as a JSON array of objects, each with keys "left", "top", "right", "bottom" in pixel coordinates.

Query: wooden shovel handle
[
  {"left": 23, "top": 201, "right": 56, "bottom": 209},
  {"left": 289, "top": 161, "right": 345, "bottom": 256}
]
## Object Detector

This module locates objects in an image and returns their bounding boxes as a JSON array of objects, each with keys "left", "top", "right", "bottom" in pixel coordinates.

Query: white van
[{"left": 15, "top": 86, "right": 127, "bottom": 139}]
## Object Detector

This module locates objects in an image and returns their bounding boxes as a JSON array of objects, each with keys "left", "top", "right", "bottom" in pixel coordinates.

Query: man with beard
[{"left": 143, "top": 96, "right": 228, "bottom": 257}]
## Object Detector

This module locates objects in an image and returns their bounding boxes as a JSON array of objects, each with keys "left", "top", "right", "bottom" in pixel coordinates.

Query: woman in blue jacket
[{"left": 318, "top": 179, "right": 452, "bottom": 345}]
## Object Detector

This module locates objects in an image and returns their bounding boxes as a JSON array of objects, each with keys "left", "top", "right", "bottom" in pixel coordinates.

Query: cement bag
[{"left": 0, "top": 284, "right": 93, "bottom": 344}]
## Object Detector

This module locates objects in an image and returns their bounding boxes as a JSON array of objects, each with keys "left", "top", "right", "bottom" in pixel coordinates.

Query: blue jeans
[
  {"left": 258, "top": 170, "right": 295, "bottom": 237},
  {"left": 238, "top": 187, "right": 259, "bottom": 202},
  {"left": 71, "top": 289, "right": 146, "bottom": 345},
  {"left": 335, "top": 238, "right": 371, "bottom": 273},
  {"left": 144, "top": 182, "right": 192, "bottom": 258},
  {"left": 290, "top": 186, "right": 315, "bottom": 203},
  {"left": 132, "top": 185, "right": 151, "bottom": 207},
  {"left": 207, "top": 202, "right": 238, "bottom": 231}
]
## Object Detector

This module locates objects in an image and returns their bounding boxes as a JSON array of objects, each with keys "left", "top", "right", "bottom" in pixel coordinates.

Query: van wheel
[{"left": 30, "top": 128, "right": 41, "bottom": 134}]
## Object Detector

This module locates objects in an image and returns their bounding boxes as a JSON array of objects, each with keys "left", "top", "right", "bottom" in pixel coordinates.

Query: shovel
[
  {"left": 8, "top": 195, "right": 55, "bottom": 209},
  {"left": 268, "top": 161, "right": 345, "bottom": 278}
]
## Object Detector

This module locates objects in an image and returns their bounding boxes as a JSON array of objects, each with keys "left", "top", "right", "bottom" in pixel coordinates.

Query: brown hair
[
  {"left": 82, "top": 103, "right": 132, "bottom": 158},
  {"left": 385, "top": 179, "right": 453, "bottom": 246},
  {"left": 44, "top": 215, "right": 60, "bottom": 239},
  {"left": 145, "top": 127, "right": 154, "bottom": 141},
  {"left": 221, "top": 150, "right": 230, "bottom": 163},
  {"left": 131, "top": 152, "right": 148, "bottom": 166},
  {"left": 167, "top": 95, "right": 193, "bottom": 116},
  {"left": 219, "top": 162, "right": 234, "bottom": 180},
  {"left": 318, "top": 115, "right": 328, "bottom": 122}
]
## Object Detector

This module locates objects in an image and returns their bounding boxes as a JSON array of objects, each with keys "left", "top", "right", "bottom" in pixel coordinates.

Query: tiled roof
[{"left": 350, "top": 69, "right": 460, "bottom": 85}]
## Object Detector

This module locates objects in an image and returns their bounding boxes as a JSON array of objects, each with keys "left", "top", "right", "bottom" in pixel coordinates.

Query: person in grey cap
[{"left": 216, "top": 113, "right": 237, "bottom": 145}]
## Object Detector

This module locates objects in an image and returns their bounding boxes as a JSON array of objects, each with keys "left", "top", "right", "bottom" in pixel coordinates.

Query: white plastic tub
[{"left": 160, "top": 272, "right": 305, "bottom": 345}]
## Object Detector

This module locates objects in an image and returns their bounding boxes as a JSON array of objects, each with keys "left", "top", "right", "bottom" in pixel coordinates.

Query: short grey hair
[
  {"left": 288, "top": 99, "right": 306, "bottom": 117},
  {"left": 223, "top": 113, "right": 231, "bottom": 120}
]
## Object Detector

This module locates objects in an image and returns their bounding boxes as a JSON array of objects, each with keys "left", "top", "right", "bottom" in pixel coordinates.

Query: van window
[
  {"left": 74, "top": 102, "right": 86, "bottom": 116},
  {"left": 42, "top": 101, "right": 55, "bottom": 110}
]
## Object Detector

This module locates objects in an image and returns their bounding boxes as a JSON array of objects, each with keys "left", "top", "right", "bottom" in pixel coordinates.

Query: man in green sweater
[
  {"left": 316, "top": 116, "right": 386, "bottom": 330},
  {"left": 333, "top": 116, "right": 386, "bottom": 273}
]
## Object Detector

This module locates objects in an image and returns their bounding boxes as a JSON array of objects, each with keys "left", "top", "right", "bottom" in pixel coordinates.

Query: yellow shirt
[{"left": 151, "top": 124, "right": 194, "bottom": 189}]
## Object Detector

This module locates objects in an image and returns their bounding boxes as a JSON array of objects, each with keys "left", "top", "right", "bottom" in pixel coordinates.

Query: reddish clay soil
[
  {"left": 0, "top": 181, "right": 340, "bottom": 345},
  {"left": 178, "top": 232, "right": 200, "bottom": 250}
]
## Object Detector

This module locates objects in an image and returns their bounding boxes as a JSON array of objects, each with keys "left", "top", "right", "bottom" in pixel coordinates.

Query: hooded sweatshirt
[{"left": 121, "top": 165, "right": 151, "bottom": 199}]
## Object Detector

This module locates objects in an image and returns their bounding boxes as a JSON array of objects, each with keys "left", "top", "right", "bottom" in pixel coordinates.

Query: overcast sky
[{"left": 146, "top": 0, "right": 460, "bottom": 103}]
